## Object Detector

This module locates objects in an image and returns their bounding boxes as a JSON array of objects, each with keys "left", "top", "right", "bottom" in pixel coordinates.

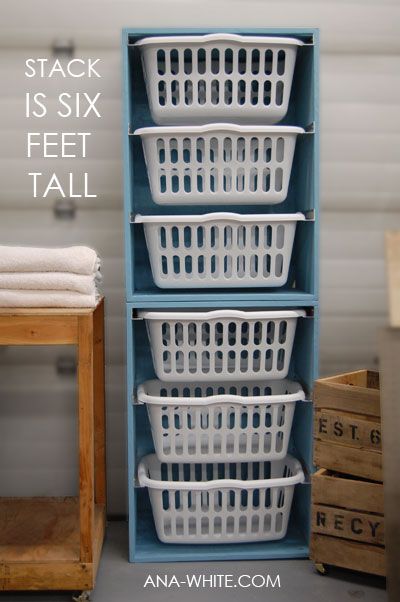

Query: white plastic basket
[
  {"left": 139, "top": 309, "right": 305, "bottom": 382},
  {"left": 138, "top": 379, "right": 305, "bottom": 462},
  {"left": 134, "top": 124, "right": 304, "bottom": 205},
  {"left": 135, "top": 34, "right": 304, "bottom": 125},
  {"left": 138, "top": 453, "right": 304, "bottom": 543},
  {"left": 135, "top": 212, "right": 305, "bottom": 288}
]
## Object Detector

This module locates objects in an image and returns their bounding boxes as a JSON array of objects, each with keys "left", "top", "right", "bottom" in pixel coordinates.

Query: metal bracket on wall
[
  {"left": 52, "top": 39, "right": 75, "bottom": 57},
  {"left": 56, "top": 355, "right": 77, "bottom": 377},
  {"left": 53, "top": 198, "right": 77, "bottom": 220}
]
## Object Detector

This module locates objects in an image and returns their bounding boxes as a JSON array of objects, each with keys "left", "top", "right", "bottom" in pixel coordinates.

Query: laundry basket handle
[
  {"left": 137, "top": 456, "right": 304, "bottom": 491},
  {"left": 137, "top": 382, "right": 305, "bottom": 406},
  {"left": 138, "top": 309, "right": 307, "bottom": 321}
]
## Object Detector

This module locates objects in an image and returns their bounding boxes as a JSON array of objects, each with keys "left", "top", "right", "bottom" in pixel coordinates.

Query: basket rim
[
  {"left": 138, "top": 453, "right": 305, "bottom": 490},
  {"left": 135, "top": 211, "right": 306, "bottom": 224},
  {"left": 134, "top": 33, "right": 305, "bottom": 48},
  {"left": 133, "top": 123, "right": 305, "bottom": 136},
  {"left": 138, "top": 378, "right": 305, "bottom": 405},
  {"left": 138, "top": 308, "right": 307, "bottom": 321}
]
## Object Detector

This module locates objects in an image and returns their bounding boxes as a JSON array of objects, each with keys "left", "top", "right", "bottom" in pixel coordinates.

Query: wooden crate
[
  {"left": 314, "top": 370, "right": 380, "bottom": 416},
  {"left": 314, "top": 370, "right": 382, "bottom": 481},
  {"left": 311, "top": 469, "right": 386, "bottom": 576}
]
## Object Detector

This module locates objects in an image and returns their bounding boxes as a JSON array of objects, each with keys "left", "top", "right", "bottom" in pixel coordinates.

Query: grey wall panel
[
  {"left": 0, "top": 0, "right": 399, "bottom": 53},
  {"left": 0, "top": 363, "right": 126, "bottom": 505},
  {"left": 0, "top": 2, "right": 399, "bottom": 513}
]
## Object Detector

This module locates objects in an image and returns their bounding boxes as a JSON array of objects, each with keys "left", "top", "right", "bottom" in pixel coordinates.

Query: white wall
[{"left": 0, "top": 0, "right": 399, "bottom": 514}]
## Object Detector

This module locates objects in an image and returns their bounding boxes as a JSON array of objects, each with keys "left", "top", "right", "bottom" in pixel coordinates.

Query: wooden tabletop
[{"left": 0, "top": 297, "right": 104, "bottom": 316}]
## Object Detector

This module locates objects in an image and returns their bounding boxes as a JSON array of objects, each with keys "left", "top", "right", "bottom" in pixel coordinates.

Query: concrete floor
[{"left": 1, "top": 522, "right": 386, "bottom": 602}]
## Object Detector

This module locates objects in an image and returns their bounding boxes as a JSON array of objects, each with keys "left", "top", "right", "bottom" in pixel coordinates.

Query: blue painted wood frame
[{"left": 123, "top": 27, "right": 319, "bottom": 563}]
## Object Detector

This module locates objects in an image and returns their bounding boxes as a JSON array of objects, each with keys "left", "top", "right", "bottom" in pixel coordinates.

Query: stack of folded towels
[{"left": 0, "top": 246, "right": 101, "bottom": 308}]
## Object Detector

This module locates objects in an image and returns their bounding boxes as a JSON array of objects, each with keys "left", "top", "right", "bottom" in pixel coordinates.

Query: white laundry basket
[
  {"left": 138, "top": 453, "right": 304, "bottom": 543},
  {"left": 135, "top": 34, "right": 304, "bottom": 125},
  {"left": 135, "top": 212, "right": 305, "bottom": 288},
  {"left": 138, "top": 379, "right": 305, "bottom": 462},
  {"left": 139, "top": 309, "right": 305, "bottom": 381},
  {"left": 134, "top": 124, "right": 304, "bottom": 205}
]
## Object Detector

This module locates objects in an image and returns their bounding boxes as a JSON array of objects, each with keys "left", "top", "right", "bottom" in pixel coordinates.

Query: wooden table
[{"left": 0, "top": 299, "right": 106, "bottom": 593}]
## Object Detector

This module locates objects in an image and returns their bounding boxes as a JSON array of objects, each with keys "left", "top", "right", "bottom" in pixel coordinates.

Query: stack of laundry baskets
[{"left": 133, "top": 33, "right": 307, "bottom": 544}]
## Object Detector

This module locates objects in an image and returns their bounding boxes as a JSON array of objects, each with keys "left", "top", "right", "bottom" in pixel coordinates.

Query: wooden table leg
[
  {"left": 78, "top": 314, "right": 95, "bottom": 564},
  {"left": 93, "top": 299, "right": 107, "bottom": 507}
]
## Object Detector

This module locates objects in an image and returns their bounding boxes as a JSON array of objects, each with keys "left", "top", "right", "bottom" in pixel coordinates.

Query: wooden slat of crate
[
  {"left": 312, "top": 468, "right": 384, "bottom": 514},
  {"left": 314, "top": 440, "right": 382, "bottom": 481},
  {"left": 311, "top": 469, "right": 385, "bottom": 576},
  {"left": 314, "top": 409, "right": 381, "bottom": 451},
  {"left": 314, "top": 370, "right": 380, "bottom": 417},
  {"left": 311, "top": 534, "right": 386, "bottom": 577},
  {"left": 312, "top": 504, "right": 384, "bottom": 545}
]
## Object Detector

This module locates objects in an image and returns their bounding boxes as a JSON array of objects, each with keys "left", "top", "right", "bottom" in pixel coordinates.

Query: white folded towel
[
  {"left": 0, "top": 271, "right": 101, "bottom": 294},
  {"left": 0, "top": 289, "right": 98, "bottom": 308},
  {"left": 0, "top": 246, "right": 100, "bottom": 275}
]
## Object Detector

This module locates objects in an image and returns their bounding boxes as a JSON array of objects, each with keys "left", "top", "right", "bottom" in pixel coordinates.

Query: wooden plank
[
  {"left": 314, "top": 440, "right": 382, "bottom": 482},
  {"left": 93, "top": 298, "right": 107, "bottom": 506},
  {"left": 314, "top": 370, "right": 380, "bottom": 417},
  {"left": 385, "top": 231, "right": 400, "bottom": 327},
  {"left": 0, "top": 497, "right": 79, "bottom": 562},
  {"left": 312, "top": 469, "right": 384, "bottom": 514},
  {"left": 0, "top": 315, "right": 78, "bottom": 345},
  {"left": 317, "top": 370, "right": 369, "bottom": 387},
  {"left": 0, "top": 305, "right": 100, "bottom": 316},
  {"left": 379, "top": 327, "right": 400, "bottom": 602},
  {"left": 312, "top": 504, "right": 384, "bottom": 545},
  {"left": 314, "top": 409, "right": 381, "bottom": 451},
  {"left": 367, "top": 371, "right": 380, "bottom": 390},
  {"left": 0, "top": 562, "right": 93, "bottom": 591},
  {"left": 311, "top": 533, "right": 386, "bottom": 577},
  {"left": 93, "top": 503, "right": 106, "bottom": 579},
  {"left": 0, "top": 504, "right": 105, "bottom": 590},
  {"left": 78, "top": 314, "right": 95, "bottom": 564}
]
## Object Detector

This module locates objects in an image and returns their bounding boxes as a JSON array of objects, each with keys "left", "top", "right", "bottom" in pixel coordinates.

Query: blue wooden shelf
[
  {"left": 130, "top": 291, "right": 317, "bottom": 307},
  {"left": 123, "top": 26, "right": 319, "bottom": 563}
]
